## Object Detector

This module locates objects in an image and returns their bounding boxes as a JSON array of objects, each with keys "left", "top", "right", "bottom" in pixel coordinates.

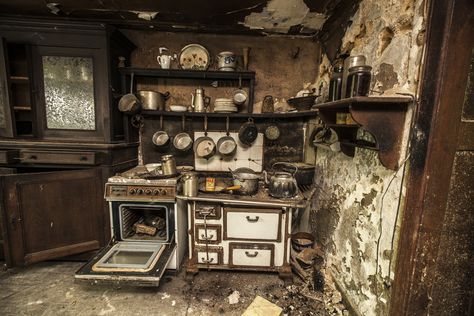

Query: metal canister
[
  {"left": 182, "top": 172, "right": 198, "bottom": 197},
  {"left": 346, "top": 65, "right": 372, "bottom": 98},
  {"left": 341, "top": 55, "right": 366, "bottom": 98},
  {"left": 328, "top": 66, "right": 343, "bottom": 101},
  {"left": 161, "top": 154, "right": 177, "bottom": 175}
]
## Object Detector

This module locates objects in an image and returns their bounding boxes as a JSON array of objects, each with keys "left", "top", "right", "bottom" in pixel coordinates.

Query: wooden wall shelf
[
  {"left": 140, "top": 109, "right": 319, "bottom": 119},
  {"left": 314, "top": 96, "right": 413, "bottom": 170}
]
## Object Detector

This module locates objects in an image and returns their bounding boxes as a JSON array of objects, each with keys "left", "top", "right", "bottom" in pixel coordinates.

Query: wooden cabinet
[
  {"left": 186, "top": 201, "right": 292, "bottom": 282},
  {"left": 0, "top": 18, "right": 139, "bottom": 267}
]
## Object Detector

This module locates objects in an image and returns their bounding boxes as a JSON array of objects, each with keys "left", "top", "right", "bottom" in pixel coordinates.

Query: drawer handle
[
  {"left": 201, "top": 257, "right": 214, "bottom": 263},
  {"left": 246, "top": 216, "right": 259, "bottom": 222},
  {"left": 80, "top": 156, "right": 88, "bottom": 161},
  {"left": 200, "top": 234, "right": 214, "bottom": 240},
  {"left": 245, "top": 251, "right": 259, "bottom": 258},
  {"left": 29, "top": 155, "right": 37, "bottom": 160}
]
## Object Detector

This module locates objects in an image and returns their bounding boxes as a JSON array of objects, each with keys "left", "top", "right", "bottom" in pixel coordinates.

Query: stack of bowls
[{"left": 214, "top": 98, "right": 237, "bottom": 113}]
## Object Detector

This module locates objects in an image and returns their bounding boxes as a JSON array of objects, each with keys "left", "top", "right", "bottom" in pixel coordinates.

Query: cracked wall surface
[{"left": 310, "top": 0, "right": 426, "bottom": 315}]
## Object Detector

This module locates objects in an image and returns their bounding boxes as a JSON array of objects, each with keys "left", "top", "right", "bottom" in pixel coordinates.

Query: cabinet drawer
[
  {"left": 195, "top": 203, "right": 221, "bottom": 220},
  {"left": 195, "top": 246, "right": 223, "bottom": 265},
  {"left": 195, "top": 224, "right": 221, "bottom": 244},
  {"left": 229, "top": 243, "right": 274, "bottom": 268},
  {"left": 224, "top": 208, "right": 282, "bottom": 242},
  {"left": 0, "top": 150, "right": 19, "bottom": 164},
  {"left": 20, "top": 150, "right": 98, "bottom": 165}
]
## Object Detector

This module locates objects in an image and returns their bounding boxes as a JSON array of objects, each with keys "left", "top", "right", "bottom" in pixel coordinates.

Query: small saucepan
[
  {"left": 217, "top": 117, "right": 237, "bottom": 157},
  {"left": 173, "top": 116, "right": 193, "bottom": 152},
  {"left": 232, "top": 76, "right": 248, "bottom": 106},
  {"left": 152, "top": 115, "right": 170, "bottom": 147},
  {"left": 194, "top": 116, "right": 216, "bottom": 159}
]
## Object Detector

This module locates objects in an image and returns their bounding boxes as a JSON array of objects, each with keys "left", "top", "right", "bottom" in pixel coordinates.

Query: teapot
[
  {"left": 263, "top": 163, "right": 299, "bottom": 198},
  {"left": 191, "top": 88, "right": 211, "bottom": 112}
]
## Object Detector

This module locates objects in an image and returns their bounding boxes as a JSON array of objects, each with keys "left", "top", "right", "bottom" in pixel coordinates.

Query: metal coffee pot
[{"left": 191, "top": 87, "right": 211, "bottom": 112}]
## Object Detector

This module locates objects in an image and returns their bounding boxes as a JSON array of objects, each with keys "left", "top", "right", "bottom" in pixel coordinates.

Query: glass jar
[
  {"left": 328, "top": 66, "right": 343, "bottom": 101},
  {"left": 346, "top": 65, "right": 372, "bottom": 98}
]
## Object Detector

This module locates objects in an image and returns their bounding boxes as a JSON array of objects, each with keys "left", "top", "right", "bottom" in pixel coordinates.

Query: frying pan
[
  {"left": 118, "top": 72, "right": 142, "bottom": 114},
  {"left": 173, "top": 115, "right": 193, "bottom": 152},
  {"left": 194, "top": 116, "right": 216, "bottom": 159},
  {"left": 216, "top": 116, "right": 237, "bottom": 157},
  {"left": 152, "top": 115, "right": 170, "bottom": 147},
  {"left": 238, "top": 117, "right": 258, "bottom": 146}
]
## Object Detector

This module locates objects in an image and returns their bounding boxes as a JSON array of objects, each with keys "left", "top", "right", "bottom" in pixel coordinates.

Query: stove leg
[
  {"left": 186, "top": 260, "right": 199, "bottom": 282},
  {"left": 278, "top": 264, "right": 293, "bottom": 285}
]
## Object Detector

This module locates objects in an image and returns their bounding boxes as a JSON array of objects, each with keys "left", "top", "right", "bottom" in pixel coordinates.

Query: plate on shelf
[
  {"left": 214, "top": 106, "right": 238, "bottom": 113},
  {"left": 170, "top": 105, "right": 188, "bottom": 112},
  {"left": 179, "top": 44, "right": 210, "bottom": 70}
]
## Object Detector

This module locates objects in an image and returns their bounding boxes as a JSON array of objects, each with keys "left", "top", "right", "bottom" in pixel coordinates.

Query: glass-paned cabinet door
[{"left": 42, "top": 56, "right": 96, "bottom": 130}]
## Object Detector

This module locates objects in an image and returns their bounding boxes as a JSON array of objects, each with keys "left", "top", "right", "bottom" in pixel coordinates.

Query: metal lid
[
  {"left": 348, "top": 65, "right": 372, "bottom": 73},
  {"left": 161, "top": 154, "right": 174, "bottom": 161}
]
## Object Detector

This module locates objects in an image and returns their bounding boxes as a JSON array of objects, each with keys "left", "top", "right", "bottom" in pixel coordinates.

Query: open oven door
[{"left": 75, "top": 240, "right": 176, "bottom": 287}]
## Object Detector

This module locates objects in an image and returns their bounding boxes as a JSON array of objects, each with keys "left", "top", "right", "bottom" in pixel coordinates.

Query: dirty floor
[{"left": 0, "top": 261, "right": 341, "bottom": 316}]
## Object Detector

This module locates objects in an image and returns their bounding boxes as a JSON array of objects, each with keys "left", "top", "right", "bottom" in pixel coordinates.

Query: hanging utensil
[
  {"left": 152, "top": 115, "right": 170, "bottom": 147},
  {"left": 232, "top": 76, "right": 248, "bottom": 106},
  {"left": 118, "top": 72, "right": 142, "bottom": 114},
  {"left": 194, "top": 116, "right": 216, "bottom": 159},
  {"left": 238, "top": 117, "right": 258, "bottom": 146},
  {"left": 217, "top": 116, "right": 237, "bottom": 157},
  {"left": 173, "top": 115, "right": 193, "bottom": 152}
]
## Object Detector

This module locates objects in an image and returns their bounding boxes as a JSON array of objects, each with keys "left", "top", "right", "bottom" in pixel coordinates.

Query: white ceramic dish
[
  {"left": 179, "top": 44, "right": 210, "bottom": 70},
  {"left": 145, "top": 163, "right": 162, "bottom": 172},
  {"left": 170, "top": 105, "right": 188, "bottom": 112}
]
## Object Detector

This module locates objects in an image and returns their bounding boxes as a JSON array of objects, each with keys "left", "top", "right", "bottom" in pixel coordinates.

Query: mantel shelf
[{"left": 315, "top": 96, "right": 413, "bottom": 170}]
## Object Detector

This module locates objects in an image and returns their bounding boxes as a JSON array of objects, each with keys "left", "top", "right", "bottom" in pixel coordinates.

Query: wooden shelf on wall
[
  {"left": 314, "top": 96, "right": 413, "bottom": 170},
  {"left": 140, "top": 109, "right": 319, "bottom": 119}
]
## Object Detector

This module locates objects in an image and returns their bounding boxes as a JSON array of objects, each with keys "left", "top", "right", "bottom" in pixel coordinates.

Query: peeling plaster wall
[{"left": 311, "top": 0, "right": 426, "bottom": 315}]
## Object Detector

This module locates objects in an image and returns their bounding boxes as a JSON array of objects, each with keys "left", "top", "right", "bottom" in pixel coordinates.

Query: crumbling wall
[{"left": 311, "top": 0, "right": 426, "bottom": 315}]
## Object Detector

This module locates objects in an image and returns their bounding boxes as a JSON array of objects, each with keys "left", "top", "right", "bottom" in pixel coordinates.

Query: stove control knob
[
  {"left": 145, "top": 189, "right": 152, "bottom": 195},
  {"left": 129, "top": 188, "right": 136, "bottom": 195},
  {"left": 152, "top": 189, "right": 159, "bottom": 195},
  {"left": 136, "top": 188, "right": 144, "bottom": 195}
]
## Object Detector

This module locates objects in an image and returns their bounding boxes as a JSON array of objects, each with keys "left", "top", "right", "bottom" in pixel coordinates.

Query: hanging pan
[
  {"left": 118, "top": 72, "right": 142, "bottom": 114},
  {"left": 238, "top": 117, "right": 258, "bottom": 146},
  {"left": 152, "top": 115, "right": 170, "bottom": 147},
  {"left": 173, "top": 115, "right": 193, "bottom": 152},
  {"left": 194, "top": 116, "right": 216, "bottom": 159},
  {"left": 217, "top": 116, "right": 237, "bottom": 157}
]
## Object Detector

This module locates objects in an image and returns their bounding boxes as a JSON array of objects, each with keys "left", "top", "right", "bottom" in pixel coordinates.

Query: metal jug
[{"left": 191, "top": 88, "right": 210, "bottom": 112}]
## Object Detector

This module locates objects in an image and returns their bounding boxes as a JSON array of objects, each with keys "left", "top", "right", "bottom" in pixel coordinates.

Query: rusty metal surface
[{"left": 391, "top": 0, "right": 474, "bottom": 315}]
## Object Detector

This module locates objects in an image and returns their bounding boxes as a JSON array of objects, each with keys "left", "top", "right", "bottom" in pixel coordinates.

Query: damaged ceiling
[{"left": 0, "top": 0, "right": 354, "bottom": 37}]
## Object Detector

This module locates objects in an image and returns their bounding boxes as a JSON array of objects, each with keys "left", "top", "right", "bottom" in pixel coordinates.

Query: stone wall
[{"left": 310, "top": 0, "right": 426, "bottom": 315}]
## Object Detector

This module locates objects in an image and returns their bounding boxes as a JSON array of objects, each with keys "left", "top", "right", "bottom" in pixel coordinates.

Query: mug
[{"left": 157, "top": 55, "right": 174, "bottom": 69}]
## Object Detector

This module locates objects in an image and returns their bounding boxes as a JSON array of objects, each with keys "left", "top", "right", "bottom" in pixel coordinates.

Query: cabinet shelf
[
  {"left": 315, "top": 96, "right": 412, "bottom": 170},
  {"left": 10, "top": 76, "right": 29, "bottom": 83},
  {"left": 141, "top": 109, "right": 319, "bottom": 119}
]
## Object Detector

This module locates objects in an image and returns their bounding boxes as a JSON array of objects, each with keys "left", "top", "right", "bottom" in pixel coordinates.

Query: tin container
[
  {"left": 205, "top": 177, "right": 215, "bottom": 191},
  {"left": 341, "top": 55, "right": 366, "bottom": 98},
  {"left": 161, "top": 155, "right": 177, "bottom": 175},
  {"left": 182, "top": 172, "right": 198, "bottom": 197},
  {"left": 328, "top": 66, "right": 343, "bottom": 101}
]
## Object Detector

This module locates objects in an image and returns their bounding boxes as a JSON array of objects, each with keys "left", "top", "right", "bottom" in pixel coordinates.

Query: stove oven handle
[{"left": 246, "top": 216, "right": 259, "bottom": 223}]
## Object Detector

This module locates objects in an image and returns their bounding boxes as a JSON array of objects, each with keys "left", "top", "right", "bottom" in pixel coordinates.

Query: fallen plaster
[{"left": 242, "top": 0, "right": 326, "bottom": 34}]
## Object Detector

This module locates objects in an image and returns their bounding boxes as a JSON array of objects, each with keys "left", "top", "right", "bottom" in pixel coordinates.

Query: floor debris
[
  {"left": 227, "top": 290, "right": 240, "bottom": 305},
  {"left": 242, "top": 295, "right": 282, "bottom": 316}
]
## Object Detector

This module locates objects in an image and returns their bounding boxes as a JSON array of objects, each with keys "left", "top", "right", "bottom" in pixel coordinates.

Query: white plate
[
  {"left": 214, "top": 107, "right": 238, "bottom": 113},
  {"left": 170, "top": 105, "right": 188, "bottom": 112},
  {"left": 179, "top": 44, "right": 210, "bottom": 70}
]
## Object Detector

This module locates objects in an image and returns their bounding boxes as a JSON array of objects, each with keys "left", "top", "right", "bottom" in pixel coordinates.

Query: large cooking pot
[
  {"left": 264, "top": 163, "right": 299, "bottom": 198},
  {"left": 229, "top": 167, "right": 259, "bottom": 195},
  {"left": 217, "top": 117, "right": 237, "bottom": 157},
  {"left": 138, "top": 90, "right": 170, "bottom": 111},
  {"left": 194, "top": 116, "right": 216, "bottom": 159}
]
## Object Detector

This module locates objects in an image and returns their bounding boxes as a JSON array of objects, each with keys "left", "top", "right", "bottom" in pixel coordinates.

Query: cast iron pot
[{"left": 281, "top": 162, "right": 315, "bottom": 186}]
